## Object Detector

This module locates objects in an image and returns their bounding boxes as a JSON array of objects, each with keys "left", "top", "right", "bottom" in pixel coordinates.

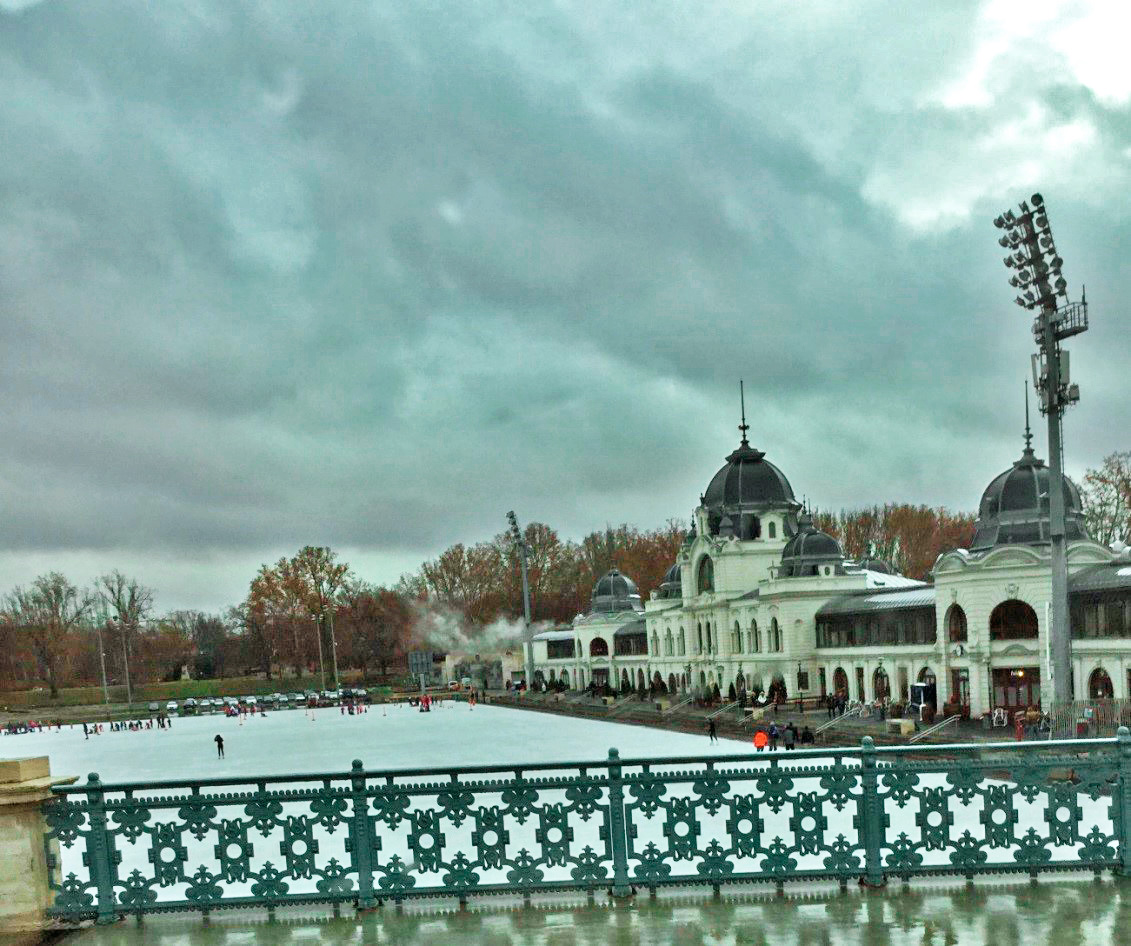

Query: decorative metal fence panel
[{"left": 43, "top": 733, "right": 1131, "bottom": 924}]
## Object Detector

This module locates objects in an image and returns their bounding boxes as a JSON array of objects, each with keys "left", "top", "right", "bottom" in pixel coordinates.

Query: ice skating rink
[{"left": 0, "top": 702, "right": 752, "bottom": 780}]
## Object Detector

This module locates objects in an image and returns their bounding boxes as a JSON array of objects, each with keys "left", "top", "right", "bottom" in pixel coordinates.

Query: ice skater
[
  {"left": 707, "top": 719, "right": 718, "bottom": 743},
  {"left": 214, "top": 734, "right": 225, "bottom": 759}
]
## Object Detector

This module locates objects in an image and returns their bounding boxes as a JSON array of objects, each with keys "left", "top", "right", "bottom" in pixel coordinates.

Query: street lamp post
[
  {"left": 114, "top": 619, "right": 133, "bottom": 707},
  {"left": 507, "top": 511, "right": 535, "bottom": 689},
  {"left": 994, "top": 193, "right": 1087, "bottom": 704},
  {"left": 328, "top": 608, "right": 340, "bottom": 691},
  {"left": 314, "top": 615, "right": 327, "bottom": 692},
  {"left": 94, "top": 621, "right": 110, "bottom": 705}
]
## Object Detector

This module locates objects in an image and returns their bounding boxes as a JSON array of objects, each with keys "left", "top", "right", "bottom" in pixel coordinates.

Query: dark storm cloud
[{"left": 2, "top": 0, "right": 1129, "bottom": 608}]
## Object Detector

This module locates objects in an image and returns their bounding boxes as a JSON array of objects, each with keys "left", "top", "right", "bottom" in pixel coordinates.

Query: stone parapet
[{"left": 0, "top": 756, "right": 78, "bottom": 945}]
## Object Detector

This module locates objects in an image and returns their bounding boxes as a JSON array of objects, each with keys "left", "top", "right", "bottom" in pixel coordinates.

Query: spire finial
[
  {"left": 1023, "top": 379, "right": 1033, "bottom": 453},
  {"left": 738, "top": 380, "right": 749, "bottom": 445}
]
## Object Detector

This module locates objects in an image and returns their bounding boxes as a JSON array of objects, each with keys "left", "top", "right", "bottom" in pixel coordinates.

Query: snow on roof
[
  {"left": 532, "top": 629, "right": 575, "bottom": 642},
  {"left": 817, "top": 587, "right": 936, "bottom": 617},
  {"left": 862, "top": 570, "right": 925, "bottom": 589}
]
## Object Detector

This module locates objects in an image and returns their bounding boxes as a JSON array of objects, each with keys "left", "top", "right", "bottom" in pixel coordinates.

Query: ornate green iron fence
[{"left": 43, "top": 730, "right": 1131, "bottom": 924}]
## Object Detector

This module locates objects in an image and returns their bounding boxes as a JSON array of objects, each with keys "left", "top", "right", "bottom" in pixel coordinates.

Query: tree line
[{"left": 3, "top": 454, "right": 1127, "bottom": 697}]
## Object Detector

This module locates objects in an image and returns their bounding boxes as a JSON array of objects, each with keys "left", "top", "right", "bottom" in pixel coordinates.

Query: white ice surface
[{"left": 0, "top": 702, "right": 752, "bottom": 781}]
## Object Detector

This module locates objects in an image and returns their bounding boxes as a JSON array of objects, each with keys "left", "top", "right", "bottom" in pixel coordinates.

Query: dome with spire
[
  {"left": 779, "top": 511, "right": 843, "bottom": 577},
  {"left": 701, "top": 384, "right": 800, "bottom": 536},
  {"left": 590, "top": 569, "right": 644, "bottom": 613},
  {"left": 970, "top": 405, "right": 1089, "bottom": 551}
]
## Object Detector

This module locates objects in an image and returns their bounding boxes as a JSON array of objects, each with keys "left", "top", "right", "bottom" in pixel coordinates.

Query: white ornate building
[{"left": 532, "top": 420, "right": 1131, "bottom": 717}]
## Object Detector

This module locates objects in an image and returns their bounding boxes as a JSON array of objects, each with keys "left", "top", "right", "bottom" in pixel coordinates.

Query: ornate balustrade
[{"left": 43, "top": 730, "right": 1131, "bottom": 924}]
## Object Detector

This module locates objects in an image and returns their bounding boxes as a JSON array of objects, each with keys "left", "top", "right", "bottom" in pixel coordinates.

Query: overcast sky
[{"left": 2, "top": 0, "right": 1129, "bottom": 613}]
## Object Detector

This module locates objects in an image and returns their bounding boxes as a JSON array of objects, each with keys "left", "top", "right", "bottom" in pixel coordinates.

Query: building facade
[{"left": 532, "top": 422, "right": 1131, "bottom": 717}]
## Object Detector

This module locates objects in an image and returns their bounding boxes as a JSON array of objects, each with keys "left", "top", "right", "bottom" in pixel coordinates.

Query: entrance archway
[
  {"left": 668, "top": 673, "right": 676, "bottom": 693},
  {"left": 832, "top": 667, "right": 848, "bottom": 697},
  {"left": 637, "top": 669, "right": 646, "bottom": 691},
  {"left": 620, "top": 669, "right": 630, "bottom": 691},
  {"left": 590, "top": 637, "right": 609, "bottom": 657},
  {"left": 1090, "top": 667, "right": 1114, "bottom": 699},
  {"left": 872, "top": 668, "right": 889, "bottom": 701},
  {"left": 990, "top": 600, "right": 1039, "bottom": 641}
]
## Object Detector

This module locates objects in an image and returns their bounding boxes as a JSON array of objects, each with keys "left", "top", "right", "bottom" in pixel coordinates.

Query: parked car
[
  {"left": 304, "top": 690, "right": 319, "bottom": 706},
  {"left": 276, "top": 693, "right": 290, "bottom": 705},
  {"left": 183, "top": 698, "right": 197, "bottom": 715},
  {"left": 166, "top": 700, "right": 178, "bottom": 713},
  {"left": 148, "top": 701, "right": 160, "bottom": 712},
  {"left": 245, "top": 696, "right": 258, "bottom": 708},
  {"left": 198, "top": 698, "right": 212, "bottom": 712},
  {"left": 290, "top": 692, "right": 306, "bottom": 705}
]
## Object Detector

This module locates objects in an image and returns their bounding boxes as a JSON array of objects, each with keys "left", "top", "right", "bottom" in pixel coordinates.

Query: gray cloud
[{"left": 2, "top": 1, "right": 1129, "bottom": 611}]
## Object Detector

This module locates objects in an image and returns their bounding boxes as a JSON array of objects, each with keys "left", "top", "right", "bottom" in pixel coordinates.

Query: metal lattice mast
[{"left": 994, "top": 193, "right": 1087, "bottom": 703}]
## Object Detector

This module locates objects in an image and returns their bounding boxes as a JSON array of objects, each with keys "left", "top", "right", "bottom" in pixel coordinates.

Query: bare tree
[
  {"left": 97, "top": 570, "right": 154, "bottom": 703},
  {"left": 5, "top": 573, "right": 93, "bottom": 697}
]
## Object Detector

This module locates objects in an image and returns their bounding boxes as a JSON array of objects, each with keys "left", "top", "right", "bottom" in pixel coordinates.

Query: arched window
[
  {"left": 697, "top": 623, "right": 704, "bottom": 654},
  {"left": 732, "top": 621, "right": 742, "bottom": 651},
  {"left": 697, "top": 556, "right": 714, "bottom": 593},
  {"left": 678, "top": 628, "right": 686, "bottom": 656},
  {"left": 989, "top": 600, "right": 1039, "bottom": 641},
  {"left": 768, "top": 521, "right": 776, "bottom": 539},
  {"left": 1089, "top": 667, "right": 1114, "bottom": 699},
  {"left": 664, "top": 630, "right": 673, "bottom": 656},
  {"left": 590, "top": 637, "right": 609, "bottom": 657},
  {"left": 947, "top": 604, "right": 968, "bottom": 643},
  {"left": 771, "top": 617, "right": 781, "bottom": 652},
  {"left": 650, "top": 633, "right": 659, "bottom": 654},
  {"left": 706, "top": 622, "right": 713, "bottom": 653},
  {"left": 668, "top": 673, "right": 677, "bottom": 693},
  {"left": 832, "top": 667, "right": 849, "bottom": 696},
  {"left": 751, "top": 619, "right": 760, "bottom": 653}
]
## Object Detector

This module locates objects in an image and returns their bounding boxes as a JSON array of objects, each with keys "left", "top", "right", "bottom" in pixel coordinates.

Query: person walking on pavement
[
  {"left": 768, "top": 722, "right": 779, "bottom": 751},
  {"left": 214, "top": 734, "right": 225, "bottom": 759},
  {"left": 707, "top": 719, "right": 718, "bottom": 743}
]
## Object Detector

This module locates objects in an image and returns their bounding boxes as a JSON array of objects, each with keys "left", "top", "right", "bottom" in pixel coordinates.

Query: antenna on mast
[{"left": 1023, "top": 380, "right": 1033, "bottom": 454}]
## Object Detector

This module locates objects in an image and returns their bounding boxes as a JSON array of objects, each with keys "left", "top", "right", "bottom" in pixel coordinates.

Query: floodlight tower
[
  {"left": 507, "top": 510, "right": 535, "bottom": 688},
  {"left": 993, "top": 193, "right": 1087, "bottom": 704}
]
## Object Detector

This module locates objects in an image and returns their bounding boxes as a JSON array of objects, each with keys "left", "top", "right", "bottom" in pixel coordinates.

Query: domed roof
[
  {"left": 590, "top": 569, "right": 644, "bottom": 613},
  {"left": 970, "top": 443, "right": 1088, "bottom": 551},
  {"left": 657, "top": 562, "right": 683, "bottom": 600},
  {"left": 703, "top": 439, "right": 796, "bottom": 512},
  {"left": 779, "top": 512, "right": 843, "bottom": 578},
  {"left": 859, "top": 558, "right": 893, "bottom": 575}
]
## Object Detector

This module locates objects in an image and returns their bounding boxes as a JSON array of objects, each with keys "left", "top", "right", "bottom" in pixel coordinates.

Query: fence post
[
  {"left": 606, "top": 748, "right": 632, "bottom": 897},
  {"left": 348, "top": 760, "right": 377, "bottom": 909},
  {"left": 858, "top": 738, "right": 886, "bottom": 887},
  {"left": 83, "top": 773, "right": 119, "bottom": 925},
  {"left": 1117, "top": 727, "right": 1131, "bottom": 875}
]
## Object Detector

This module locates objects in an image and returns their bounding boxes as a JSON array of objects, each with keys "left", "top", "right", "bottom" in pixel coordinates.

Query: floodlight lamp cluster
[{"left": 993, "top": 193, "right": 1069, "bottom": 311}]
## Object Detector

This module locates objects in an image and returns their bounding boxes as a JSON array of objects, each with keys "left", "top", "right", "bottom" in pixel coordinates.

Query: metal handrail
[
  {"left": 662, "top": 695, "right": 695, "bottom": 716},
  {"left": 707, "top": 701, "right": 743, "bottom": 721},
  {"left": 908, "top": 714, "right": 961, "bottom": 743}
]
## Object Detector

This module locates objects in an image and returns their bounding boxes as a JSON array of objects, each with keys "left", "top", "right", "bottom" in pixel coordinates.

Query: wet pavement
[{"left": 58, "top": 875, "right": 1131, "bottom": 946}]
